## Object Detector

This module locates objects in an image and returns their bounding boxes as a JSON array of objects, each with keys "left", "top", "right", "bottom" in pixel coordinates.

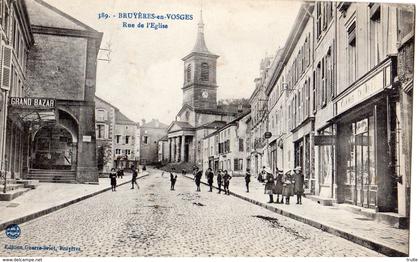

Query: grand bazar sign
[{"left": 9, "top": 97, "right": 56, "bottom": 109}]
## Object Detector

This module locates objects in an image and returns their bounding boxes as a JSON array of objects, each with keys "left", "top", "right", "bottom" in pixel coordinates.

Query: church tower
[{"left": 182, "top": 11, "right": 219, "bottom": 110}]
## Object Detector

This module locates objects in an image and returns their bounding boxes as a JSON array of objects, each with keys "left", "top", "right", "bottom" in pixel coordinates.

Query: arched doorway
[{"left": 31, "top": 124, "right": 77, "bottom": 170}]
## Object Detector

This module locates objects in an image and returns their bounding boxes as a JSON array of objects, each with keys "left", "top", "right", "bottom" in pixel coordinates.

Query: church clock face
[{"left": 202, "top": 91, "right": 209, "bottom": 99}]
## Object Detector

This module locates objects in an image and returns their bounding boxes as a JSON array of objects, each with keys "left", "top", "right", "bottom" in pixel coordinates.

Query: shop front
[
  {"left": 5, "top": 97, "right": 98, "bottom": 183},
  {"left": 333, "top": 57, "right": 398, "bottom": 212}
]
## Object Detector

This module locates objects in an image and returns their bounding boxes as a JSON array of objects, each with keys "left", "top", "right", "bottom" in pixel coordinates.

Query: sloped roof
[
  {"left": 95, "top": 96, "right": 117, "bottom": 110},
  {"left": 158, "top": 135, "right": 168, "bottom": 141},
  {"left": 25, "top": 0, "right": 97, "bottom": 32},
  {"left": 141, "top": 119, "right": 169, "bottom": 129},
  {"left": 115, "top": 110, "right": 136, "bottom": 125},
  {"left": 203, "top": 110, "right": 250, "bottom": 139},
  {"left": 173, "top": 121, "right": 194, "bottom": 129},
  {"left": 197, "top": 120, "right": 227, "bottom": 130}
]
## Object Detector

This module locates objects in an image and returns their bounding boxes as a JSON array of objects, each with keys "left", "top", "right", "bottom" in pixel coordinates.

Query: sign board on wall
[
  {"left": 314, "top": 135, "right": 336, "bottom": 146},
  {"left": 9, "top": 97, "right": 56, "bottom": 109},
  {"left": 82, "top": 136, "right": 92, "bottom": 142},
  {"left": 336, "top": 64, "right": 392, "bottom": 115}
]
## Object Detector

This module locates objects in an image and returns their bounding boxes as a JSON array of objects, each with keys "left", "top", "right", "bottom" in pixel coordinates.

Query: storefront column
[
  {"left": 335, "top": 124, "right": 346, "bottom": 204},
  {"left": 375, "top": 101, "right": 396, "bottom": 212}
]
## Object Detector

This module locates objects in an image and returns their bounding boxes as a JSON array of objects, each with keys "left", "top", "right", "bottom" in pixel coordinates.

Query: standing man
[
  {"left": 245, "top": 168, "right": 251, "bottom": 193},
  {"left": 222, "top": 170, "right": 232, "bottom": 195},
  {"left": 194, "top": 168, "right": 203, "bottom": 192},
  {"left": 170, "top": 168, "right": 177, "bottom": 191},
  {"left": 206, "top": 168, "right": 214, "bottom": 192},
  {"left": 131, "top": 165, "right": 140, "bottom": 190},
  {"left": 216, "top": 170, "right": 223, "bottom": 194},
  {"left": 294, "top": 166, "right": 304, "bottom": 205}
]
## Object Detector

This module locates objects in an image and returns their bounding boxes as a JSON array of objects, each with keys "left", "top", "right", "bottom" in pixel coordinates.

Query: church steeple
[
  {"left": 191, "top": 10, "right": 212, "bottom": 54},
  {"left": 181, "top": 9, "right": 219, "bottom": 110}
]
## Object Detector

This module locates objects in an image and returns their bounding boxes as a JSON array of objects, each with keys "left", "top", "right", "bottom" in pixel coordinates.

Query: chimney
[{"left": 238, "top": 104, "right": 243, "bottom": 113}]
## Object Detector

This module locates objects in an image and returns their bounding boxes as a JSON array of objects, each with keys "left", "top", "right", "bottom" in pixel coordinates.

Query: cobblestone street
[{"left": 0, "top": 170, "right": 384, "bottom": 257}]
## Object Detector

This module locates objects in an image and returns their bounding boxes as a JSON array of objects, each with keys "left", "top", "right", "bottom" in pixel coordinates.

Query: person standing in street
[
  {"left": 258, "top": 166, "right": 266, "bottom": 183},
  {"left": 245, "top": 168, "right": 251, "bottom": 193},
  {"left": 273, "top": 168, "right": 284, "bottom": 204},
  {"left": 264, "top": 168, "right": 275, "bottom": 203},
  {"left": 217, "top": 170, "right": 223, "bottom": 194},
  {"left": 222, "top": 170, "right": 232, "bottom": 195},
  {"left": 170, "top": 168, "right": 177, "bottom": 191},
  {"left": 131, "top": 165, "right": 140, "bottom": 190},
  {"left": 282, "top": 170, "right": 295, "bottom": 204},
  {"left": 194, "top": 168, "right": 203, "bottom": 192},
  {"left": 206, "top": 168, "right": 214, "bottom": 192},
  {"left": 294, "top": 166, "right": 304, "bottom": 204},
  {"left": 110, "top": 168, "right": 117, "bottom": 192},
  {"left": 117, "top": 168, "right": 124, "bottom": 179}
]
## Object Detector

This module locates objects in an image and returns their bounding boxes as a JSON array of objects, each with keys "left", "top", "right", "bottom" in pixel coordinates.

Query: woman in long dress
[
  {"left": 282, "top": 170, "right": 295, "bottom": 205},
  {"left": 273, "top": 168, "right": 284, "bottom": 204}
]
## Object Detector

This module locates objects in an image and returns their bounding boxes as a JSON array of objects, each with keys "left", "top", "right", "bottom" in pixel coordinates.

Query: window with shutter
[
  {"left": 200, "top": 62, "right": 209, "bottom": 81},
  {"left": 186, "top": 64, "right": 192, "bottom": 82},
  {"left": 1, "top": 46, "right": 12, "bottom": 90}
]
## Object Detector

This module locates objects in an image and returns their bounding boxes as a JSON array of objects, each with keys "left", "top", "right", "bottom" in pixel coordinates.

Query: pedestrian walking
[
  {"left": 294, "top": 166, "right": 304, "bottom": 204},
  {"left": 194, "top": 168, "right": 203, "bottom": 192},
  {"left": 131, "top": 165, "right": 140, "bottom": 190},
  {"left": 282, "top": 170, "right": 295, "bottom": 204},
  {"left": 170, "top": 168, "right": 177, "bottom": 191},
  {"left": 206, "top": 167, "right": 214, "bottom": 192},
  {"left": 110, "top": 168, "right": 117, "bottom": 192},
  {"left": 245, "top": 168, "right": 251, "bottom": 192},
  {"left": 222, "top": 170, "right": 232, "bottom": 195},
  {"left": 264, "top": 167, "right": 275, "bottom": 203},
  {"left": 217, "top": 170, "right": 223, "bottom": 194},
  {"left": 273, "top": 168, "right": 284, "bottom": 204}
]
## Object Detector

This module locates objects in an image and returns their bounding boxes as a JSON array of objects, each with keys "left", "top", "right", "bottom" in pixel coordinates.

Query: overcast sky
[{"left": 44, "top": 0, "right": 301, "bottom": 125}]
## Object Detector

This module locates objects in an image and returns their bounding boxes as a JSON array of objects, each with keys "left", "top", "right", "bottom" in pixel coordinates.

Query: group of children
[
  {"left": 167, "top": 167, "right": 233, "bottom": 195},
  {"left": 261, "top": 166, "right": 304, "bottom": 205},
  {"left": 109, "top": 166, "right": 140, "bottom": 192},
  {"left": 165, "top": 165, "right": 304, "bottom": 205}
]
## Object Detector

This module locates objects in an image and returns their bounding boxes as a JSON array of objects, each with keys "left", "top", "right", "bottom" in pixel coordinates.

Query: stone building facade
[
  {"left": 1, "top": 0, "right": 102, "bottom": 183},
  {"left": 249, "top": 2, "right": 414, "bottom": 227},
  {"left": 114, "top": 110, "right": 138, "bottom": 170},
  {"left": 95, "top": 96, "right": 116, "bottom": 174},
  {"left": 139, "top": 119, "right": 168, "bottom": 165},
  {"left": 202, "top": 111, "right": 250, "bottom": 176}
]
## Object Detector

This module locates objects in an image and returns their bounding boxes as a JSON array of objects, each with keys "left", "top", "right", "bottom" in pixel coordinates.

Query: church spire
[{"left": 191, "top": 9, "right": 211, "bottom": 54}]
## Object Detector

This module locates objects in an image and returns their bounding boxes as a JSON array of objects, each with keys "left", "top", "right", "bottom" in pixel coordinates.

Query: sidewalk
[
  {"left": 0, "top": 171, "right": 148, "bottom": 231},
  {"left": 184, "top": 174, "right": 409, "bottom": 257}
]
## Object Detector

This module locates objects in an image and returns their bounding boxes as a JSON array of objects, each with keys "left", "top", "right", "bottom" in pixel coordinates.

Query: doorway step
[
  {"left": 0, "top": 179, "right": 32, "bottom": 201},
  {"left": 336, "top": 203, "right": 409, "bottom": 229},
  {"left": 26, "top": 170, "right": 77, "bottom": 183}
]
